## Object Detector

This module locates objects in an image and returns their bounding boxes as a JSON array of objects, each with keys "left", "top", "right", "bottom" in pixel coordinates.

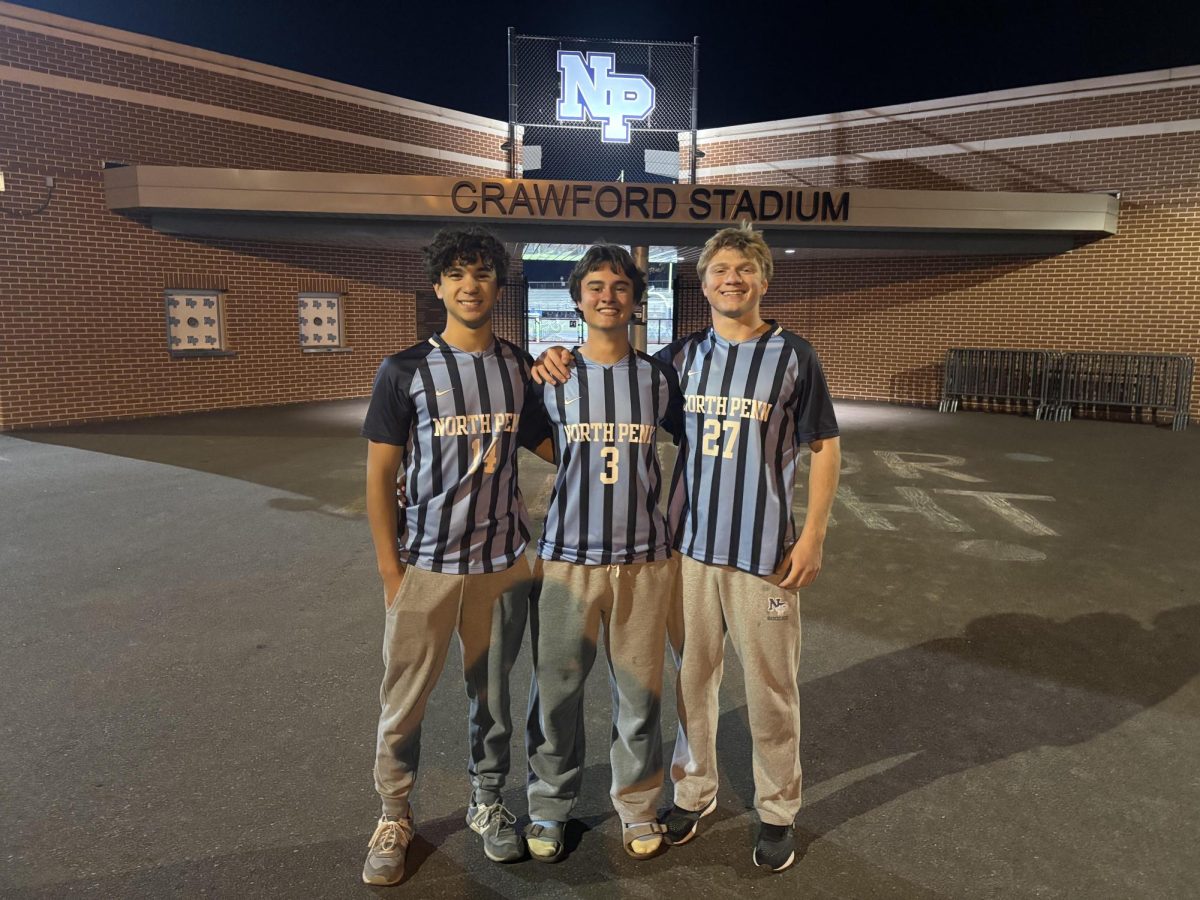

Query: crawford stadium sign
[
  {"left": 449, "top": 179, "right": 850, "bottom": 224},
  {"left": 105, "top": 167, "right": 1121, "bottom": 249}
]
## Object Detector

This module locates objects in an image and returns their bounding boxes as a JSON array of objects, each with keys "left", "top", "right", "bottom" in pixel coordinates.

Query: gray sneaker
[
  {"left": 467, "top": 798, "right": 525, "bottom": 863},
  {"left": 362, "top": 814, "right": 414, "bottom": 885}
]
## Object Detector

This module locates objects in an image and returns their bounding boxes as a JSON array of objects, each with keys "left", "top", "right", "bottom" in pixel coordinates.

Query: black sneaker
[
  {"left": 661, "top": 797, "right": 717, "bottom": 845},
  {"left": 753, "top": 822, "right": 796, "bottom": 872},
  {"left": 467, "top": 797, "right": 525, "bottom": 863}
]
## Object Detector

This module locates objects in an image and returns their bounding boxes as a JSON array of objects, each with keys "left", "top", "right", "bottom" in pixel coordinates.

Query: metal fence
[
  {"left": 492, "top": 277, "right": 529, "bottom": 351},
  {"left": 940, "top": 347, "right": 1194, "bottom": 430},
  {"left": 1048, "top": 352, "right": 1193, "bottom": 431},
  {"left": 938, "top": 348, "right": 1058, "bottom": 417},
  {"left": 672, "top": 275, "right": 708, "bottom": 340}
]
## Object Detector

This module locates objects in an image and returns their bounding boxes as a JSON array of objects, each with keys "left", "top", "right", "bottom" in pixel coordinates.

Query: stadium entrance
[{"left": 523, "top": 244, "right": 679, "bottom": 357}]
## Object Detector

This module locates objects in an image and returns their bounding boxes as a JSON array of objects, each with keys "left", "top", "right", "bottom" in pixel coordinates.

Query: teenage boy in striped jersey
[
  {"left": 524, "top": 244, "right": 684, "bottom": 863},
  {"left": 533, "top": 223, "right": 841, "bottom": 873},
  {"left": 360, "top": 227, "right": 551, "bottom": 886}
]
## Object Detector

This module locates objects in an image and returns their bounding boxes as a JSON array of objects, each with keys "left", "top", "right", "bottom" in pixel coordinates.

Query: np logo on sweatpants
[{"left": 767, "top": 597, "right": 790, "bottom": 621}]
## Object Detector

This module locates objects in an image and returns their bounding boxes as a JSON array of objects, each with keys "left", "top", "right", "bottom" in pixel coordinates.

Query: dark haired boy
[
  {"left": 360, "top": 227, "right": 551, "bottom": 885},
  {"left": 524, "top": 244, "right": 683, "bottom": 863}
]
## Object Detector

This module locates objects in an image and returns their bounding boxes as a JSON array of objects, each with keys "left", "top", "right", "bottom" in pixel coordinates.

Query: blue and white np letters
[{"left": 556, "top": 50, "right": 655, "bottom": 144}]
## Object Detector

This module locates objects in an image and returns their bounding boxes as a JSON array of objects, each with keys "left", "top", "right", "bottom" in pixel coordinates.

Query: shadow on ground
[
  {"left": 12, "top": 604, "right": 1196, "bottom": 898},
  {"left": 787, "top": 604, "right": 1200, "bottom": 854}
]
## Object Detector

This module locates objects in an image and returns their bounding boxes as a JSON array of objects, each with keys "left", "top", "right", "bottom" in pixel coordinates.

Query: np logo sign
[{"left": 556, "top": 50, "right": 655, "bottom": 144}]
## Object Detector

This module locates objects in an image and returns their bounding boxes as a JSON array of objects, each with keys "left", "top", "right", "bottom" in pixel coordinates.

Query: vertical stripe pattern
[
  {"left": 659, "top": 326, "right": 840, "bottom": 577},
  {"left": 361, "top": 335, "right": 538, "bottom": 574},
  {"left": 538, "top": 351, "right": 678, "bottom": 566}
]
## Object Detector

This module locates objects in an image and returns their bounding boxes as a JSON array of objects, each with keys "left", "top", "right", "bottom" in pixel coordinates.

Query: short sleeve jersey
[
  {"left": 539, "top": 350, "right": 683, "bottom": 566},
  {"left": 362, "top": 334, "right": 550, "bottom": 574},
  {"left": 658, "top": 324, "right": 839, "bottom": 576}
]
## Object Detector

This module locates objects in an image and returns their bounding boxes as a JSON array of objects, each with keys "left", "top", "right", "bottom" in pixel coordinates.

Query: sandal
[
  {"left": 526, "top": 820, "right": 566, "bottom": 863},
  {"left": 623, "top": 821, "right": 667, "bottom": 860}
]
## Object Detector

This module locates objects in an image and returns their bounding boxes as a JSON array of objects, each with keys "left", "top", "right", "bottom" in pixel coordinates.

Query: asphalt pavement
[{"left": 2, "top": 399, "right": 1197, "bottom": 898}]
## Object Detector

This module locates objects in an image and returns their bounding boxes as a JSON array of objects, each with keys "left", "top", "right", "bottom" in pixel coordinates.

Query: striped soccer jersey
[
  {"left": 538, "top": 350, "right": 683, "bottom": 566},
  {"left": 362, "top": 333, "right": 550, "bottom": 575},
  {"left": 659, "top": 324, "right": 839, "bottom": 576}
]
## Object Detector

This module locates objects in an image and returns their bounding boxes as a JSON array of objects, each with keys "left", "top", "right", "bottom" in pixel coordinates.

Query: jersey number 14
[{"left": 468, "top": 437, "right": 500, "bottom": 475}]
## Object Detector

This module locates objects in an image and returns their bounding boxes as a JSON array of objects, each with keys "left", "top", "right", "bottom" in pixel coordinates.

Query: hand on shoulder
[{"left": 531, "top": 346, "right": 575, "bottom": 385}]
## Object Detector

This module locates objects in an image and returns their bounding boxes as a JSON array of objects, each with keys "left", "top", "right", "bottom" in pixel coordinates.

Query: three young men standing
[{"left": 360, "top": 221, "right": 840, "bottom": 884}]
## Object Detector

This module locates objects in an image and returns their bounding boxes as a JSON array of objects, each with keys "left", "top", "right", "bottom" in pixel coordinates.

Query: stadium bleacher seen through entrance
[
  {"left": 522, "top": 244, "right": 682, "bottom": 357},
  {"left": 526, "top": 283, "right": 674, "bottom": 357}
]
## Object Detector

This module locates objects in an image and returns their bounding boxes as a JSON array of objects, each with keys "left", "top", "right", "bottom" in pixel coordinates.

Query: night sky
[{"left": 11, "top": 0, "right": 1199, "bottom": 128}]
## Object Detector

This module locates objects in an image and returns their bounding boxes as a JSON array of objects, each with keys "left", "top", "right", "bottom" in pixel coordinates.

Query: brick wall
[
  {"left": 0, "top": 9, "right": 508, "bottom": 430},
  {"left": 4, "top": 2, "right": 1198, "bottom": 429},
  {"left": 0, "top": 26, "right": 507, "bottom": 164},
  {"left": 698, "top": 75, "right": 1200, "bottom": 421}
]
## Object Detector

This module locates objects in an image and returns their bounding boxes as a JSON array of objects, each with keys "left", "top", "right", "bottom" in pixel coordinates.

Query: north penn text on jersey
[
  {"left": 431, "top": 412, "right": 520, "bottom": 437},
  {"left": 450, "top": 180, "right": 851, "bottom": 224},
  {"left": 432, "top": 398, "right": 774, "bottom": 442},
  {"left": 685, "top": 394, "right": 775, "bottom": 422},
  {"left": 562, "top": 422, "right": 657, "bottom": 445}
]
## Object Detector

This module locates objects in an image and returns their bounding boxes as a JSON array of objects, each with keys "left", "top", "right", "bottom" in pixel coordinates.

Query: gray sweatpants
[
  {"left": 526, "top": 556, "right": 677, "bottom": 824},
  {"left": 374, "top": 557, "right": 532, "bottom": 817},
  {"left": 668, "top": 554, "right": 803, "bottom": 826}
]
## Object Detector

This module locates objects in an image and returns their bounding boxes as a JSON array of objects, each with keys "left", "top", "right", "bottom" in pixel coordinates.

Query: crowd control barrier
[{"left": 939, "top": 349, "right": 1193, "bottom": 431}]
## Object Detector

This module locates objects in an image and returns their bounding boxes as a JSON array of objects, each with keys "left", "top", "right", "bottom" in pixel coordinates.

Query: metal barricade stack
[
  {"left": 1049, "top": 352, "right": 1193, "bottom": 431},
  {"left": 940, "top": 348, "right": 1194, "bottom": 430},
  {"left": 938, "top": 348, "right": 1058, "bottom": 418}
]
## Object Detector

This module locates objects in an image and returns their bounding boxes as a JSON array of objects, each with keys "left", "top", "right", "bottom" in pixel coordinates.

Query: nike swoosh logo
[
  {"left": 435, "top": 388, "right": 454, "bottom": 397},
  {"left": 686, "top": 370, "right": 702, "bottom": 378},
  {"left": 564, "top": 396, "right": 580, "bottom": 406}
]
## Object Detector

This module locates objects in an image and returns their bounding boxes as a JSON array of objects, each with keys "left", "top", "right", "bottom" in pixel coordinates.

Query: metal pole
[
  {"left": 690, "top": 36, "right": 700, "bottom": 185},
  {"left": 667, "top": 259, "right": 675, "bottom": 344},
  {"left": 507, "top": 27, "right": 517, "bottom": 179},
  {"left": 631, "top": 245, "right": 649, "bottom": 353}
]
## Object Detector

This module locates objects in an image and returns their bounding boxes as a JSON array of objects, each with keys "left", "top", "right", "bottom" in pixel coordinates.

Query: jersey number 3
[{"left": 600, "top": 446, "right": 620, "bottom": 484}]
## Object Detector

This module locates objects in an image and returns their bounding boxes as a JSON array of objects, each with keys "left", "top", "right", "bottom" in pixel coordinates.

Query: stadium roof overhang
[{"left": 104, "top": 166, "right": 1120, "bottom": 258}]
